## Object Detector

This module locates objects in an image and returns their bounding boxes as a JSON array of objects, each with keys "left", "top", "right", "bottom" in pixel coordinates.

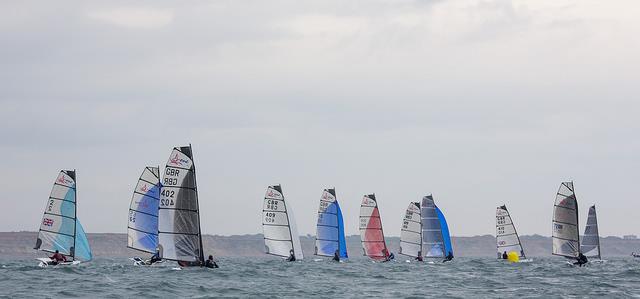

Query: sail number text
[
  {"left": 264, "top": 212, "right": 276, "bottom": 223},
  {"left": 265, "top": 199, "right": 279, "bottom": 211}
]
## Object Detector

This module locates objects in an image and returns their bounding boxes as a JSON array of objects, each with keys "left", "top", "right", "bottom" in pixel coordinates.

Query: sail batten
[
  {"left": 359, "top": 194, "right": 390, "bottom": 260},
  {"left": 399, "top": 202, "right": 422, "bottom": 258},
  {"left": 158, "top": 146, "right": 204, "bottom": 263},
  {"left": 552, "top": 181, "right": 580, "bottom": 258},
  {"left": 35, "top": 170, "right": 92, "bottom": 262},
  {"left": 581, "top": 205, "right": 601, "bottom": 259},
  {"left": 263, "top": 185, "right": 304, "bottom": 260},
  {"left": 315, "top": 189, "right": 348, "bottom": 258},
  {"left": 127, "top": 166, "right": 161, "bottom": 254},
  {"left": 496, "top": 205, "right": 526, "bottom": 259},
  {"left": 421, "top": 195, "right": 453, "bottom": 259}
]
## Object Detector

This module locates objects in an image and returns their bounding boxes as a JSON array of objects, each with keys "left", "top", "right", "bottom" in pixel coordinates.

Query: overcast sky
[{"left": 1, "top": 0, "right": 639, "bottom": 238}]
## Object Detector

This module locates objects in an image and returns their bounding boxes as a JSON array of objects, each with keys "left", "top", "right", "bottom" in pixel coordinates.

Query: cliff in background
[{"left": 3, "top": 232, "right": 640, "bottom": 258}]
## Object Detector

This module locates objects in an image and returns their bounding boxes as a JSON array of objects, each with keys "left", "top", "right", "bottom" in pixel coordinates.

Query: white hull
[
  {"left": 37, "top": 258, "right": 81, "bottom": 268},
  {"left": 130, "top": 257, "right": 165, "bottom": 266}
]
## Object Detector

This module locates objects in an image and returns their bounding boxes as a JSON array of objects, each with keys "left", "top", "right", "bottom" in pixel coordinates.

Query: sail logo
[
  {"left": 322, "top": 193, "right": 334, "bottom": 201},
  {"left": 169, "top": 153, "right": 189, "bottom": 167},
  {"left": 140, "top": 184, "right": 148, "bottom": 193},
  {"left": 267, "top": 190, "right": 282, "bottom": 199},
  {"left": 56, "top": 175, "right": 73, "bottom": 186},
  {"left": 42, "top": 218, "right": 54, "bottom": 227}
]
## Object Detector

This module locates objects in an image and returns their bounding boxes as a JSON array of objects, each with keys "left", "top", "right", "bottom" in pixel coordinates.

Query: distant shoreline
[{"left": 4, "top": 232, "right": 639, "bottom": 258}]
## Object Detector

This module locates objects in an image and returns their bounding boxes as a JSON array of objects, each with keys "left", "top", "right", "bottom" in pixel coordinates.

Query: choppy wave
[{"left": 2, "top": 257, "right": 640, "bottom": 298}]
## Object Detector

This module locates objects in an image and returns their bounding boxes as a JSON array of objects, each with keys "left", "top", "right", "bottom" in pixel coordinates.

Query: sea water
[{"left": 1, "top": 257, "right": 639, "bottom": 298}]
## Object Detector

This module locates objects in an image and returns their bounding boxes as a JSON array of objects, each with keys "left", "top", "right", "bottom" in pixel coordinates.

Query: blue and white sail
[
  {"left": 127, "top": 166, "right": 161, "bottom": 254},
  {"left": 34, "top": 170, "right": 92, "bottom": 262},
  {"left": 399, "top": 202, "right": 422, "bottom": 258},
  {"left": 421, "top": 195, "right": 453, "bottom": 259},
  {"left": 581, "top": 205, "right": 601, "bottom": 259},
  {"left": 314, "top": 188, "right": 348, "bottom": 259}
]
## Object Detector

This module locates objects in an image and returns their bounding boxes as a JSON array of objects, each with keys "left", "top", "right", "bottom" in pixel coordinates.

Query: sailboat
[
  {"left": 552, "top": 181, "right": 583, "bottom": 262},
  {"left": 581, "top": 205, "right": 602, "bottom": 260},
  {"left": 158, "top": 145, "right": 206, "bottom": 267},
  {"left": 262, "top": 185, "right": 304, "bottom": 260},
  {"left": 359, "top": 194, "right": 391, "bottom": 261},
  {"left": 399, "top": 202, "right": 422, "bottom": 259},
  {"left": 34, "top": 170, "right": 92, "bottom": 267},
  {"left": 421, "top": 195, "right": 453, "bottom": 261},
  {"left": 314, "top": 188, "right": 348, "bottom": 260},
  {"left": 496, "top": 205, "right": 527, "bottom": 261},
  {"left": 127, "top": 166, "right": 162, "bottom": 265}
]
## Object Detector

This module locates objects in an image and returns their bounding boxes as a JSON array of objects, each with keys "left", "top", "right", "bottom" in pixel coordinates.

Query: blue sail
[
  {"left": 436, "top": 206, "right": 453, "bottom": 257},
  {"left": 315, "top": 189, "right": 348, "bottom": 258},
  {"left": 74, "top": 219, "right": 92, "bottom": 261},
  {"left": 336, "top": 202, "right": 348, "bottom": 258},
  {"left": 127, "top": 167, "right": 161, "bottom": 254}
]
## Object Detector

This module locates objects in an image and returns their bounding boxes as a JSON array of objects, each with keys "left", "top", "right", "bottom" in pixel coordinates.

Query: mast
[
  {"left": 281, "top": 185, "right": 295, "bottom": 256},
  {"left": 574, "top": 181, "right": 581, "bottom": 256},
  {"left": 72, "top": 169, "right": 77, "bottom": 261},
  {"left": 595, "top": 205, "right": 601, "bottom": 260},
  {"left": 190, "top": 144, "right": 205, "bottom": 264}
]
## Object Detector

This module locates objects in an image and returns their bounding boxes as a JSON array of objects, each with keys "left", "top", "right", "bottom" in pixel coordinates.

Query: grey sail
[
  {"left": 552, "top": 182, "right": 580, "bottom": 258},
  {"left": 580, "top": 205, "right": 601, "bottom": 259},
  {"left": 421, "top": 195, "right": 445, "bottom": 258},
  {"left": 496, "top": 205, "right": 526, "bottom": 259},
  {"left": 158, "top": 145, "right": 204, "bottom": 264}
]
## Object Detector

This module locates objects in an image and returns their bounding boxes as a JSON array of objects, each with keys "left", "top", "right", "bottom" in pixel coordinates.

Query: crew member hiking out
[
  {"left": 287, "top": 249, "right": 296, "bottom": 262},
  {"left": 50, "top": 250, "right": 67, "bottom": 265},
  {"left": 204, "top": 255, "right": 219, "bottom": 268}
]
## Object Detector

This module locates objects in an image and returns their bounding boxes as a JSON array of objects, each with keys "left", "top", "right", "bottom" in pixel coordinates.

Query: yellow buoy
[{"left": 507, "top": 251, "right": 520, "bottom": 263}]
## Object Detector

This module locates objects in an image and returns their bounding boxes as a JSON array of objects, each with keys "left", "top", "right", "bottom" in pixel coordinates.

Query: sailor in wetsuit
[
  {"left": 148, "top": 249, "right": 162, "bottom": 265},
  {"left": 502, "top": 251, "right": 508, "bottom": 259},
  {"left": 416, "top": 251, "right": 423, "bottom": 262},
  {"left": 574, "top": 253, "right": 588, "bottom": 267},
  {"left": 287, "top": 249, "right": 296, "bottom": 262},
  {"left": 443, "top": 251, "right": 454, "bottom": 263},
  {"left": 50, "top": 250, "right": 67, "bottom": 265},
  {"left": 204, "top": 255, "right": 219, "bottom": 268},
  {"left": 333, "top": 249, "right": 340, "bottom": 262}
]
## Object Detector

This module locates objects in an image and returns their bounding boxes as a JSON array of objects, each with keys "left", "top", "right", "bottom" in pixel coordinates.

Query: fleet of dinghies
[{"left": 35, "top": 147, "right": 609, "bottom": 267}]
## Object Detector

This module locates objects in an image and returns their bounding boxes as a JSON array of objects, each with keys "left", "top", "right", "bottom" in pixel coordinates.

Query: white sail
[
  {"left": 262, "top": 185, "right": 303, "bottom": 260},
  {"left": 158, "top": 146, "right": 204, "bottom": 263},
  {"left": 399, "top": 202, "right": 422, "bottom": 258},
  {"left": 127, "top": 166, "right": 161, "bottom": 254},
  {"left": 496, "top": 205, "right": 526, "bottom": 259},
  {"left": 552, "top": 181, "right": 580, "bottom": 258},
  {"left": 581, "top": 205, "right": 601, "bottom": 259}
]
